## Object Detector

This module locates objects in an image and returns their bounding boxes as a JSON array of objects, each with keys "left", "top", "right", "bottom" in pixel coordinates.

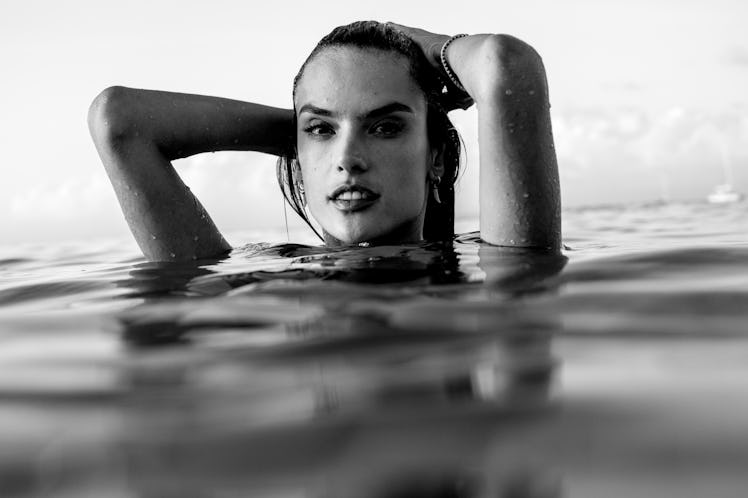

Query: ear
[
  {"left": 290, "top": 159, "right": 307, "bottom": 205},
  {"left": 291, "top": 158, "right": 303, "bottom": 184},
  {"left": 430, "top": 144, "right": 446, "bottom": 179}
]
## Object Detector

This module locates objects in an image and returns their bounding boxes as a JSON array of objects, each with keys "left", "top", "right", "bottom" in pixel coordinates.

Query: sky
[{"left": 2, "top": 0, "right": 747, "bottom": 244}]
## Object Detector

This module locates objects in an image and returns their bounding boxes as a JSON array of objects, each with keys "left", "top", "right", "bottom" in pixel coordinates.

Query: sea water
[{"left": 1, "top": 201, "right": 747, "bottom": 498}]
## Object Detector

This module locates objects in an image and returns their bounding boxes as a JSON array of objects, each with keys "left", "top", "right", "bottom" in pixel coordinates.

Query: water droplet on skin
[
  {"left": 134, "top": 191, "right": 139, "bottom": 197},
  {"left": 151, "top": 234, "right": 157, "bottom": 240},
  {"left": 505, "top": 89, "right": 513, "bottom": 96},
  {"left": 509, "top": 239, "right": 515, "bottom": 244},
  {"left": 170, "top": 252, "right": 176, "bottom": 258},
  {"left": 523, "top": 193, "right": 530, "bottom": 198}
]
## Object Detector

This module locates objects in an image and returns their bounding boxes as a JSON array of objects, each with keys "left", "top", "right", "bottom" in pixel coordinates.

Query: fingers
[{"left": 382, "top": 21, "right": 473, "bottom": 111}]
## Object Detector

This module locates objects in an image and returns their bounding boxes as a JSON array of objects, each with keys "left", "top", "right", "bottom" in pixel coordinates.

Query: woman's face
[{"left": 294, "top": 47, "right": 436, "bottom": 245}]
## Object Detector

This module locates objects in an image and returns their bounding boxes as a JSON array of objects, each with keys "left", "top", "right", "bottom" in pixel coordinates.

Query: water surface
[{"left": 1, "top": 201, "right": 747, "bottom": 497}]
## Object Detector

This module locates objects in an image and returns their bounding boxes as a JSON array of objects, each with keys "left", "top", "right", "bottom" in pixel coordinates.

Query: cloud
[
  {"left": 2, "top": 152, "right": 306, "bottom": 245},
  {"left": 552, "top": 106, "right": 748, "bottom": 205},
  {"left": 552, "top": 108, "right": 650, "bottom": 172},
  {"left": 3, "top": 172, "right": 128, "bottom": 244},
  {"left": 9, "top": 173, "right": 118, "bottom": 221},
  {"left": 173, "top": 151, "right": 309, "bottom": 234}
]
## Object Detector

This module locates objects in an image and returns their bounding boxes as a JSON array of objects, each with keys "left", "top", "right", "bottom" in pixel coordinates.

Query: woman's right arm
[{"left": 88, "top": 86, "right": 294, "bottom": 262}]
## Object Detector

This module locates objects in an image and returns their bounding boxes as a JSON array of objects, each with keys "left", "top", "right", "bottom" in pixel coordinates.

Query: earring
[
  {"left": 297, "top": 182, "right": 307, "bottom": 206},
  {"left": 431, "top": 175, "right": 442, "bottom": 204}
]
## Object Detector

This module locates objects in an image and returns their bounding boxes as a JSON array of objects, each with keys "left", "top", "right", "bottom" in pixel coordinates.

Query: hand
[
  {"left": 386, "top": 22, "right": 447, "bottom": 69},
  {"left": 386, "top": 22, "right": 475, "bottom": 111}
]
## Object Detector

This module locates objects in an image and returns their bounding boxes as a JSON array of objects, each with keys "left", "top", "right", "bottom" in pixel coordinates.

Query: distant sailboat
[
  {"left": 708, "top": 183, "right": 743, "bottom": 204},
  {"left": 707, "top": 141, "right": 743, "bottom": 204}
]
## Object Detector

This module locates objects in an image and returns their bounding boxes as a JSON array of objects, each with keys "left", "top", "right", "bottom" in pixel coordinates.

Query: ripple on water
[{"left": 1, "top": 204, "right": 747, "bottom": 496}]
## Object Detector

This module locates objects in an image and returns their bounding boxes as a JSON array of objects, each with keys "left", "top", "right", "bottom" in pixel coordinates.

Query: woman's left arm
[
  {"left": 391, "top": 25, "right": 561, "bottom": 250},
  {"left": 450, "top": 34, "right": 560, "bottom": 250}
]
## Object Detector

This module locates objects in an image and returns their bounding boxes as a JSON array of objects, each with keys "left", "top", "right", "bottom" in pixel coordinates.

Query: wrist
[
  {"left": 440, "top": 34, "right": 468, "bottom": 92},
  {"left": 438, "top": 34, "right": 473, "bottom": 110}
]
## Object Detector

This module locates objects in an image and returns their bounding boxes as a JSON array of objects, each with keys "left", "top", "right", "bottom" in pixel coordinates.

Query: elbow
[
  {"left": 88, "top": 86, "right": 138, "bottom": 146},
  {"left": 476, "top": 34, "right": 547, "bottom": 100}
]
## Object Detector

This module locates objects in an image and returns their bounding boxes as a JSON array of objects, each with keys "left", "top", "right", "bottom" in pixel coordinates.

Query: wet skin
[{"left": 294, "top": 47, "right": 440, "bottom": 245}]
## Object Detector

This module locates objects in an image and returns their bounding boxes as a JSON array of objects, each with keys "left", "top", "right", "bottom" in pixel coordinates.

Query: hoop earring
[
  {"left": 431, "top": 175, "right": 442, "bottom": 204},
  {"left": 297, "top": 182, "right": 307, "bottom": 207},
  {"left": 291, "top": 158, "right": 307, "bottom": 207}
]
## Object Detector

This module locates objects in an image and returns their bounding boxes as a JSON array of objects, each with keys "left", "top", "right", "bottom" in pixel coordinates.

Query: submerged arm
[{"left": 88, "top": 86, "right": 293, "bottom": 262}]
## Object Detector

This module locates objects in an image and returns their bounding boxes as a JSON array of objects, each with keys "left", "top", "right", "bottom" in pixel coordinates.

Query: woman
[{"left": 88, "top": 21, "right": 560, "bottom": 262}]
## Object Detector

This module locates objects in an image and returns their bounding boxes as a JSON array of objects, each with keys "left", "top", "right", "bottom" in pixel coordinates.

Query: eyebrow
[{"left": 297, "top": 102, "right": 415, "bottom": 120}]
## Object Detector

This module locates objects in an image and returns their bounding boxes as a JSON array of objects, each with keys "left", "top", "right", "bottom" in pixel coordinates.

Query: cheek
[
  {"left": 299, "top": 163, "right": 325, "bottom": 202},
  {"left": 297, "top": 145, "right": 324, "bottom": 192},
  {"left": 384, "top": 144, "right": 431, "bottom": 193}
]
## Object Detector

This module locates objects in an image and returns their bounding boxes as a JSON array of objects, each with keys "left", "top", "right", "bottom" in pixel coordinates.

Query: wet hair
[{"left": 276, "top": 20, "right": 462, "bottom": 242}]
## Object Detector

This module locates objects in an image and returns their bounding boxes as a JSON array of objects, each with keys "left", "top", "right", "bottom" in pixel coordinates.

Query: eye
[
  {"left": 303, "top": 122, "right": 334, "bottom": 137},
  {"left": 371, "top": 120, "right": 405, "bottom": 137}
]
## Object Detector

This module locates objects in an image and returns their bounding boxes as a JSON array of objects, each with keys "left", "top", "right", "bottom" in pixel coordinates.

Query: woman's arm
[
  {"left": 390, "top": 25, "right": 561, "bottom": 251},
  {"left": 448, "top": 34, "right": 561, "bottom": 250},
  {"left": 88, "top": 86, "right": 294, "bottom": 261}
]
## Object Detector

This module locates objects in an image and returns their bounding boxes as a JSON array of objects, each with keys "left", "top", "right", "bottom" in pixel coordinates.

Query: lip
[{"left": 328, "top": 184, "right": 381, "bottom": 213}]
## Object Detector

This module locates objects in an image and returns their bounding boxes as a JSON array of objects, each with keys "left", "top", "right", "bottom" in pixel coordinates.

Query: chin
[
  {"left": 330, "top": 226, "right": 382, "bottom": 245},
  {"left": 327, "top": 218, "right": 422, "bottom": 246},
  {"left": 316, "top": 208, "right": 423, "bottom": 246}
]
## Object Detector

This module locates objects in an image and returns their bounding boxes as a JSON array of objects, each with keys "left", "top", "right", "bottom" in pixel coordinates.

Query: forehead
[{"left": 294, "top": 47, "right": 426, "bottom": 115}]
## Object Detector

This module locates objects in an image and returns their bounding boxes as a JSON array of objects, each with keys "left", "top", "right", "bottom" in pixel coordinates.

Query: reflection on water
[
  {"left": 1, "top": 203, "right": 748, "bottom": 497},
  {"left": 107, "top": 238, "right": 565, "bottom": 497}
]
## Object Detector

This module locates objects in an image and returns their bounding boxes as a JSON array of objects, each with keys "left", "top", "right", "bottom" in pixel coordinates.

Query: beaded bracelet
[{"left": 440, "top": 33, "right": 469, "bottom": 92}]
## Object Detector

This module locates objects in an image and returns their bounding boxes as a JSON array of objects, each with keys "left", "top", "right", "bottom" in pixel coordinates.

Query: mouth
[{"left": 328, "top": 184, "right": 381, "bottom": 212}]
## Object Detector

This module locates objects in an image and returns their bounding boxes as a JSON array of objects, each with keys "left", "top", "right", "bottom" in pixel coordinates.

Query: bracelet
[{"left": 440, "top": 33, "right": 468, "bottom": 92}]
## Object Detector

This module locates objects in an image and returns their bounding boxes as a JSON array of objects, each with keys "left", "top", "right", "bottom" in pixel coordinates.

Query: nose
[{"left": 335, "top": 129, "right": 369, "bottom": 174}]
